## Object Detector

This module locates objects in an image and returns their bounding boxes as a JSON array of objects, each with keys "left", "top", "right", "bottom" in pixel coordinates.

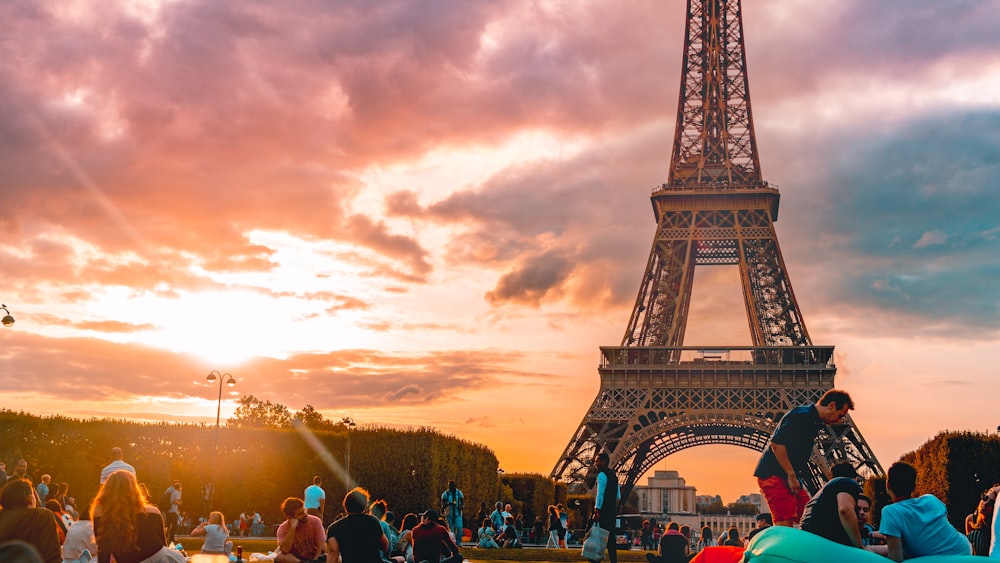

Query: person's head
[
  {"left": 312, "top": 475, "right": 322, "bottom": 486},
  {"left": 448, "top": 480, "right": 457, "bottom": 491},
  {"left": 680, "top": 525, "right": 691, "bottom": 539},
  {"left": 401, "top": 513, "right": 418, "bottom": 531},
  {"left": 667, "top": 522, "right": 679, "bottom": 532},
  {"left": 280, "top": 498, "right": 306, "bottom": 521},
  {"left": 701, "top": 526, "right": 713, "bottom": 541},
  {"left": 0, "top": 540, "right": 44, "bottom": 563},
  {"left": 483, "top": 517, "right": 492, "bottom": 528},
  {"left": 755, "top": 513, "right": 772, "bottom": 527},
  {"left": 421, "top": 508, "right": 440, "bottom": 524},
  {"left": 856, "top": 495, "right": 872, "bottom": 525},
  {"left": 111, "top": 447, "right": 124, "bottom": 460},
  {"left": 495, "top": 501, "right": 502, "bottom": 510},
  {"left": 0, "top": 462, "right": 5, "bottom": 474},
  {"left": 40, "top": 474, "right": 51, "bottom": 485},
  {"left": 343, "top": 487, "right": 370, "bottom": 514},
  {"left": 504, "top": 503, "right": 511, "bottom": 513},
  {"left": 831, "top": 462, "right": 858, "bottom": 480},
  {"left": 595, "top": 452, "right": 610, "bottom": 470},
  {"left": 370, "top": 499, "right": 387, "bottom": 519},
  {"left": 548, "top": 505, "right": 556, "bottom": 515},
  {"left": 13, "top": 460, "right": 27, "bottom": 476},
  {"left": 44, "top": 499, "right": 62, "bottom": 513},
  {"left": 94, "top": 470, "right": 147, "bottom": 512},
  {"left": 886, "top": 462, "right": 917, "bottom": 501},
  {"left": 385, "top": 511, "right": 395, "bottom": 525},
  {"left": 172, "top": 480, "right": 181, "bottom": 490},
  {"left": 57, "top": 483, "right": 68, "bottom": 495},
  {"left": 1, "top": 479, "right": 35, "bottom": 509},
  {"left": 816, "top": 389, "right": 854, "bottom": 424},
  {"left": 77, "top": 504, "right": 92, "bottom": 522},
  {"left": 727, "top": 527, "right": 740, "bottom": 540},
  {"left": 209, "top": 511, "right": 226, "bottom": 526}
]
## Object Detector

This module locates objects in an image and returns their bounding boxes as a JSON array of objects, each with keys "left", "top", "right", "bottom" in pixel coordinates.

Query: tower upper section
[{"left": 666, "top": 0, "right": 763, "bottom": 190}]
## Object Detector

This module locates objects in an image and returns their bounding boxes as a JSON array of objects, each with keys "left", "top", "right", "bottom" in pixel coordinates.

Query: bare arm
[
  {"left": 278, "top": 520, "right": 297, "bottom": 555},
  {"left": 770, "top": 443, "right": 800, "bottom": 493},
  {"left": 885, "top": 535, "right": 903, "bottom": 562},
  {"left": 191, "top": 522, "right": 207, "bottom": 537},
  {"left": 327, "top": 535, "right": 340, "bottom": 563},
  {"left": 836, "top": 493, "right": 863, "bottom": 548}
]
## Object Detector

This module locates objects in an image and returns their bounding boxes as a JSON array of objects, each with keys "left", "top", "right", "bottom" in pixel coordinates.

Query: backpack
[{"left": 157, "top": 488, "right": 173, "bottom": 513}]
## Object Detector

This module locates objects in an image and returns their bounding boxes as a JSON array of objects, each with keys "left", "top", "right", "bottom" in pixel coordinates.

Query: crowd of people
[{"left": 1, "top": 390, "right": 996, "bottom": 563}]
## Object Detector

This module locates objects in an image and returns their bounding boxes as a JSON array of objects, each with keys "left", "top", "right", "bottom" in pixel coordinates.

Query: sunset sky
[{"left": 2, "top": 0, "right": 999, "bottom": 504}]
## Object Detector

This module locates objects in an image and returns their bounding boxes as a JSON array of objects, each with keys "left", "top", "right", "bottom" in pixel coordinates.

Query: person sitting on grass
[
  {"left": 191, "top": 511, "right": 232, "bottom": 556},
  {"left": 496, "top": 516, "right": 521, "bottom": 548}
]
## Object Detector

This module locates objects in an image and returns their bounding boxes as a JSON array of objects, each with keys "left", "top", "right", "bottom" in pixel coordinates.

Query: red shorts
[{"left": 757, "top": 475, "right": 809, "bottom": 524}]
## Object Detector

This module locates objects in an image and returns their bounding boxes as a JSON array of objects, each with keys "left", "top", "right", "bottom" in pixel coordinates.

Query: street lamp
[
  {"left": 1, "top": 304, "right": 14, "bottom": 327},
  {"left": 206, "top": 371, "right": 236, "bottom": 427},
  {"left": 343, "top": 417, "right": 357, "bottom": 481},
  {"left": 205, "top": 370, "right": 235, "bottom": 511}
]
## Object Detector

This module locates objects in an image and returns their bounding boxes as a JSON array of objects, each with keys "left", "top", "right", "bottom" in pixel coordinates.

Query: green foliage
[
  {"left": 504, "top": 473, "right": 556, "bottom": 525},
  {"left": 899, "top": 430, "right": 1000, "bottom": 529},
  {"left": 229, "top": 395, "right": 293, "bottom": 429},
  {"left": 726, "top": 502, "right": 758, "bottom": 516}
]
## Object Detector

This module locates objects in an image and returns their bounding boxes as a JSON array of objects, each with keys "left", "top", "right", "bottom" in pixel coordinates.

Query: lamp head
[
  {"left": 206, "top": 371, "right": 218, "bottom": 383},
  {"left": 226, "top": 375, "right": 236, "bottom": 387},
  {"left": 0, "top": 305, "right": 13, "bottom": 327}
]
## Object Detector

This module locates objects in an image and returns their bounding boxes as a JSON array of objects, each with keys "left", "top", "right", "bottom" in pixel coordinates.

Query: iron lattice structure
[{"left": 550, "top": 0, "right": 883, "bottom": 499}]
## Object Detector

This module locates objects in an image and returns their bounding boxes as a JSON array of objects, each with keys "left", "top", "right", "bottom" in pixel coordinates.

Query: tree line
[{"left": 0, "top": 399, "right": 569, "bottom": 528}]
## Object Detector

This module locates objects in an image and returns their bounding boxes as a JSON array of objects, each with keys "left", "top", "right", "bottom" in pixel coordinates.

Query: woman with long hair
[
  {"left": 192, "top": 511, "right": 233, "bottom": 555},
  {"left": 92, "top": 470, "right": 180, "bottom": 563},
  {"left": 396, "top": 513, "right": 419, "bottom": 562},
  {"left": 721, "top": 526, "right": 743, "bottom": 548},
  {"left": 698, "top": 526, "right": 716, "bottom": 551}
]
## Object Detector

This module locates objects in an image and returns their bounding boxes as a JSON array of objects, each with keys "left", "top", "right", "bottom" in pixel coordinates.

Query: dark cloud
[
  {"left": 486, "top": 251, "right": 574, "bottom": 307},
  {"left": 780, "top": 110, "right": 1000, "bottom": 337}
]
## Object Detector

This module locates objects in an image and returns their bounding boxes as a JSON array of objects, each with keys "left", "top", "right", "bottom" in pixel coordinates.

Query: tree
[
  {"left": 294, "top": 405, "right": 338, "bottom": 431},
  {"left": 228, "top": 395, "right": 292, "bottom": 429}
]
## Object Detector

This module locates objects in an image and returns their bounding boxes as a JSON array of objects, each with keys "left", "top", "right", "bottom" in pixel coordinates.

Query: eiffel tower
[{"left": 550, "top": 0, "right": 883, "bottom": 498}]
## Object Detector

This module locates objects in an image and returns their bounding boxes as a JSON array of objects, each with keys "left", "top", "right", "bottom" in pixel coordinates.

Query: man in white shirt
[{"left": 99, "top": 447, "right": 136, "bottom": 484}]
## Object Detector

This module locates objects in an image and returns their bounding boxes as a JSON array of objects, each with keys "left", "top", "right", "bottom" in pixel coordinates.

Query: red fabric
[{"left": 690, "top": 545, "right": 745, "bottom": 563}]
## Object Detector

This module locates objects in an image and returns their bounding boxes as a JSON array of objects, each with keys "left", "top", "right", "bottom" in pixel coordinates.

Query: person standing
[
  {"left": 593, "top": 452, "right": 620, "bottom": 563},
  {"left": 753, "top": 389, "right": 854, "bottom": 527},
  {"left": 440, "top": 481, "right": 464, "bottom": 545},
  {"left": 326, "top": 487, "right": 388, "bottom": 563},
  {"left": 304, "top": 476, "right": 326, "bottom": 525},
  {"left": 99, "top": 447, "right": 136, "bottom": 485},
  {"left": 275, "top": 497, "right": 325, "bottom": 563},
  {"left": 556, "top": 503, "right": 569, "bottom": 548},
  {"left": 163, "top": 481, "right": 182, "bottom": 544}
]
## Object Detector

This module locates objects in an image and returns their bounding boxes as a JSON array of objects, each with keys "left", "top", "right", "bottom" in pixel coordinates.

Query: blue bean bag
[{"left": 744, "top": 525, "right": 980, "bottom": 563}]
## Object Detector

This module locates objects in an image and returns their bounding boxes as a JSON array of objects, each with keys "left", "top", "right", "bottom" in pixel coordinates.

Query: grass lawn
[{"left": 177, "top": 538, "right": 652, "bottom": 562}]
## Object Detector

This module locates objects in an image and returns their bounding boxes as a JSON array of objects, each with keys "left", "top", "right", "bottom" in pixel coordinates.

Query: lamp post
[
  {"left": 206, "top": 370, "right": 235, "bottom": 511},
  {"left": 343, "top": 417, "right": 356, "bottom": 481},
  {"left": 0, "top": 304, "right": 14, "bottom": 327}
]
